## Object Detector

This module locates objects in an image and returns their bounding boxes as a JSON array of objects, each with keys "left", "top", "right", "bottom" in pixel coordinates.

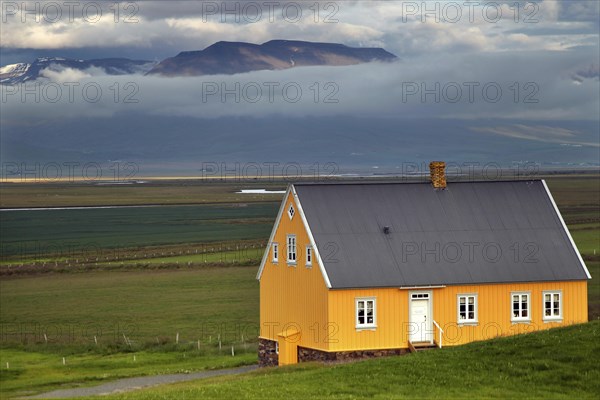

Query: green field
[
  {"left": 0, "top": 267, "right": 259, "bottom": 398},
  {"left": 0, "top": 203, "right": 277, "bottom": 258},
  {"left": 101, "top": 321, "right": 600, "bottom": 400},
  {"left": 0, "top": 349, "right": 256, "bottom": 399},
  {"left": 0, "top": 175, "right": 598, "bottom": 398},
  {"left": 0, "top": 261, "right": 598, "bottom": 399},
  {"left": 571, "top": 229, "right": 600, "bottom": 256}
]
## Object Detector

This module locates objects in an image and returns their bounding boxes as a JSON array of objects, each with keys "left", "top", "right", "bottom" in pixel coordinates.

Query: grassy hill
[{"left": 104, "top": 321, "right": 600, "bottom": 399}]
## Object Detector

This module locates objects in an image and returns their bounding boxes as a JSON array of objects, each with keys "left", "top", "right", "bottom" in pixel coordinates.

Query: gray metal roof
[{"left": 294, "top": 180, "right": 589, "bottom": 289}]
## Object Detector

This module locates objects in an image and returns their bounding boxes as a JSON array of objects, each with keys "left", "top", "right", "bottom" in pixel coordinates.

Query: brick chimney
[{"left": 429, "top": 161, "right": 447, "bottom": 189}]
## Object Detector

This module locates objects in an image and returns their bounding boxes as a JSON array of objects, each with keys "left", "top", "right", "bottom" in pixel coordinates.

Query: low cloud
[
  {"left": 2, "top": 47, "right": 598, "bottom": 125},
  {"left": 571, "top": 64, "right": 600, "bottom": 84},
  {"left": 471, "top": 124, "right": 599, "bottom": 147},
  {"left": 39, "top": 65, "right": 107, "bottom": 82}
]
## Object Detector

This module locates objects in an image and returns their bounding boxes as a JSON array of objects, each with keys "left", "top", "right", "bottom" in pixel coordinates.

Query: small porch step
[{"left": 408, "top": 341, "right": 439, "bottom": 353}]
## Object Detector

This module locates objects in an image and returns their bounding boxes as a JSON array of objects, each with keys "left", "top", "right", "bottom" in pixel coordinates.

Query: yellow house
[{"left": 256, "top": 162, "right": 591, "bottom": 366}]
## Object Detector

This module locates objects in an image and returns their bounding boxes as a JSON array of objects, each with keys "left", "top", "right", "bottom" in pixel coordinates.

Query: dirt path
[{"left": 26, "top": 364, "right": 258, "bottom": 399}]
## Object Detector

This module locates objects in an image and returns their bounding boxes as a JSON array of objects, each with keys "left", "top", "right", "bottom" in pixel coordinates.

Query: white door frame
[{"left": 408, "top": 290, "right": 434, "bottom": 344}]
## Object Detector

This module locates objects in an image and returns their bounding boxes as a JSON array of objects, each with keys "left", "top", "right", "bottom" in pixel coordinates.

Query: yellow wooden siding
[
  {"left": 328, "top": 280, "right": 588, "bottom": 352},
  {"left": 327, "top": 288, "right": 407, "bottom": 352},
  {"left": 259, "top": 191, "right": 330, "bottom": 354},
  {"left": 432, "top": 280, "right": 588, "bottom": 346}
]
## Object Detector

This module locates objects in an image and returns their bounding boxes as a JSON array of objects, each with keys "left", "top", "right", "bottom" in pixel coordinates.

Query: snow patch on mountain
[
  {"left": 0, "top": 57, "right": 155, "bottom": 85},
  {"left": 0, "top": 63, "right": 30, "bottom": 75},
  {"left": 0, "top": 63, "right": 31, "bottom": 83}
]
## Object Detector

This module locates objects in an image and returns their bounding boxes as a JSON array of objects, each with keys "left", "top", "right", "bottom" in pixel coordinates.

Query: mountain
[
  {"left": 0, "top": 41, "right": 396, "bottom": 83},
  {"left": 147, "top": 40, "right": 397, "bottom": 77},
  {"left": 0, "top": 57, "right": 155, "bottom": 85}
]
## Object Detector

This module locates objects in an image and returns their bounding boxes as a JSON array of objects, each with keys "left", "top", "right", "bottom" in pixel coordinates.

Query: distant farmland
[{"left": 0, "top": 203, "right": 278, "bottom": 258}]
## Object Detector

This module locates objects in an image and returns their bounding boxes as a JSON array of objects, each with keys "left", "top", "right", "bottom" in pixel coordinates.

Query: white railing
[{"left": 432, "top": 320, "right": 443, "bottom": 348}]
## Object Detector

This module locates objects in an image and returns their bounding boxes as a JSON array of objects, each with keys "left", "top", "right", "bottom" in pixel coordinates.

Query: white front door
[{"left": 410, "top": 294, "right": 433, "bottom": 343}]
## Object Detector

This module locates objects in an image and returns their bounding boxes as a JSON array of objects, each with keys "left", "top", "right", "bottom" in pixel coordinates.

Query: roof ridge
[{"left": 292, "top": 179, "right": 543, "bottom": 186}]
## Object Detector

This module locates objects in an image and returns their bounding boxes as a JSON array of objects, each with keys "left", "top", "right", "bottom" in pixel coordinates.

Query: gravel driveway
[{"left": 26, "top": 364, "right": 258, "bottom": 399}]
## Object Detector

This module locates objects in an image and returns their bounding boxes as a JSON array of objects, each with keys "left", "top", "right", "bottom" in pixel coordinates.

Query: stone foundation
[
  {"left": 298, "top": 346, "right": 408, "bottom": 363},
  {"left": 258, "top": 338, "right": 278, "bottom": 367},
  {"left": 259, "top": 338, "right": 408, "bottom": 367}
]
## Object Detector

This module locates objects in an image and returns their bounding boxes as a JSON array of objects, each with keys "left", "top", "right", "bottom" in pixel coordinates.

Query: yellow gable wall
[
  {"left": 327, "top": 280, "right": 588, "bottom": 352},
  {"left": 259, "top": 190, "right": 330, "bottom": 352}
]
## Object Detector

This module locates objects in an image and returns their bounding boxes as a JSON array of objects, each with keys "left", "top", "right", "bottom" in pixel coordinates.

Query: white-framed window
[
  {"left": 272, "top": 242, "right": 278, "bottom": 263},
  {"left": 543, "top": 291, "right": 562, "bottom": 321},
  {"left": 356, "top": 298, "right": 376, "bottom": 329},
  {"left": 287, "top": 204, "right": 295, "bottom": 220},
  {"left": 287, "top": 234, "right": 296, "bottom": 264},
  {"left": 275, "top": 341, "right": 279, "bottom": 354},
  {"left": 457, "top": 294, "right": 478, "bottom": 324},
  {"left": 305, "top": 245, "right": 312, "bottom": 267},
  {"left": 511, "top": 292, "right": 531, "bottom": 322}
]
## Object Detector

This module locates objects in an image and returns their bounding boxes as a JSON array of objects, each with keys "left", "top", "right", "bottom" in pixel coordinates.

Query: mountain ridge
[
  {"left": 0, "top": 40, "right": 397, "bottom": 84},
  {"left": 147, "top": 40, "right": 397, "bottom": 76},
  {"left": 0, "top": 57, "right": 156, "bottom": 85}
]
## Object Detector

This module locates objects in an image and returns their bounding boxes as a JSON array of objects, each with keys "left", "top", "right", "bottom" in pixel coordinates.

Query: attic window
[
  {"left": 287, "top": 204, "right": 295, "bottom": 220},
  {"left": 272, "top": 243, "right": 279, "bottom": 263},
  {"left": 287, "top": 235, "right": 297, "bottom": 264}
]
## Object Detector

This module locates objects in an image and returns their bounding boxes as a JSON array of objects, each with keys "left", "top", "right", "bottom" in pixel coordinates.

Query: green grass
[
  {"left": 570, "top": 229, "right": 600, "bottom": 256},
  {"left": 1, "top": 263, "right": 598, "bottom": 399},
  {"left": 545, "top": 176, "right": 599, "bottom": 208},
  {"left": 585, "top": 261, "right": 600, "bottom": 320},
  {"left": 0, "top": 349, "right": 256, "bottom": 399},
  {"left": 94, "top": 321, "right": 600, "bottom": 400},
  {"left": 0, "top": 267, "right": 260, "bottom": 398},
  {"left": 117, "top": 249, "right": 264, "bottom": 266},
  {"left": 0, "top": 268, "right": 259, "bottom": 345}
]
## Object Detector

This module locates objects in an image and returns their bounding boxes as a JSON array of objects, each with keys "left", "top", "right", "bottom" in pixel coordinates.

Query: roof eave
[
  {"left": 541, "top": 179, "right": 591, "bottom": 280},
  {"left": 292, "top": 184, "right": 333, "bottom": 288}
]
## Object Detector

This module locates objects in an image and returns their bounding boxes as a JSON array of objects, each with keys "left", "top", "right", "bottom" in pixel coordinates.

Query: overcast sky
[
  {"left": 2, "top": 1, "right": 599, "bottom": 61},
  {"left": 1, "top": 1, "right": 598, "bottom": 168}
]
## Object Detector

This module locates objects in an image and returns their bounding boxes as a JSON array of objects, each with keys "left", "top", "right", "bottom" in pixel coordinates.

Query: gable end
[{"left": 256, "top": 185, "right": 332, "bottom": 288}]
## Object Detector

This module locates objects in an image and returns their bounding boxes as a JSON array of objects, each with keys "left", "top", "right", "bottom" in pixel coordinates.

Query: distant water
[{"left": 236, "top": 189, "right": 286, "bottom": 194}]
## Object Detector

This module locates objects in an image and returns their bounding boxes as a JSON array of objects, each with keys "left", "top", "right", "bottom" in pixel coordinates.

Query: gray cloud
[
  {"left": 571, "top": 63, "right": 600, "bottom": 83},
  {"left": 1, "top": 0, "right": 598, "bottom": 168},
  {"left": 1, "top": 0, "right": 598, "bottom": 56},
  {"left": 2, "top": 47, "right": 597, "bottom": 124},
  {"left": 471, "top": 124, "right": 600, "bottom": 147}
]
